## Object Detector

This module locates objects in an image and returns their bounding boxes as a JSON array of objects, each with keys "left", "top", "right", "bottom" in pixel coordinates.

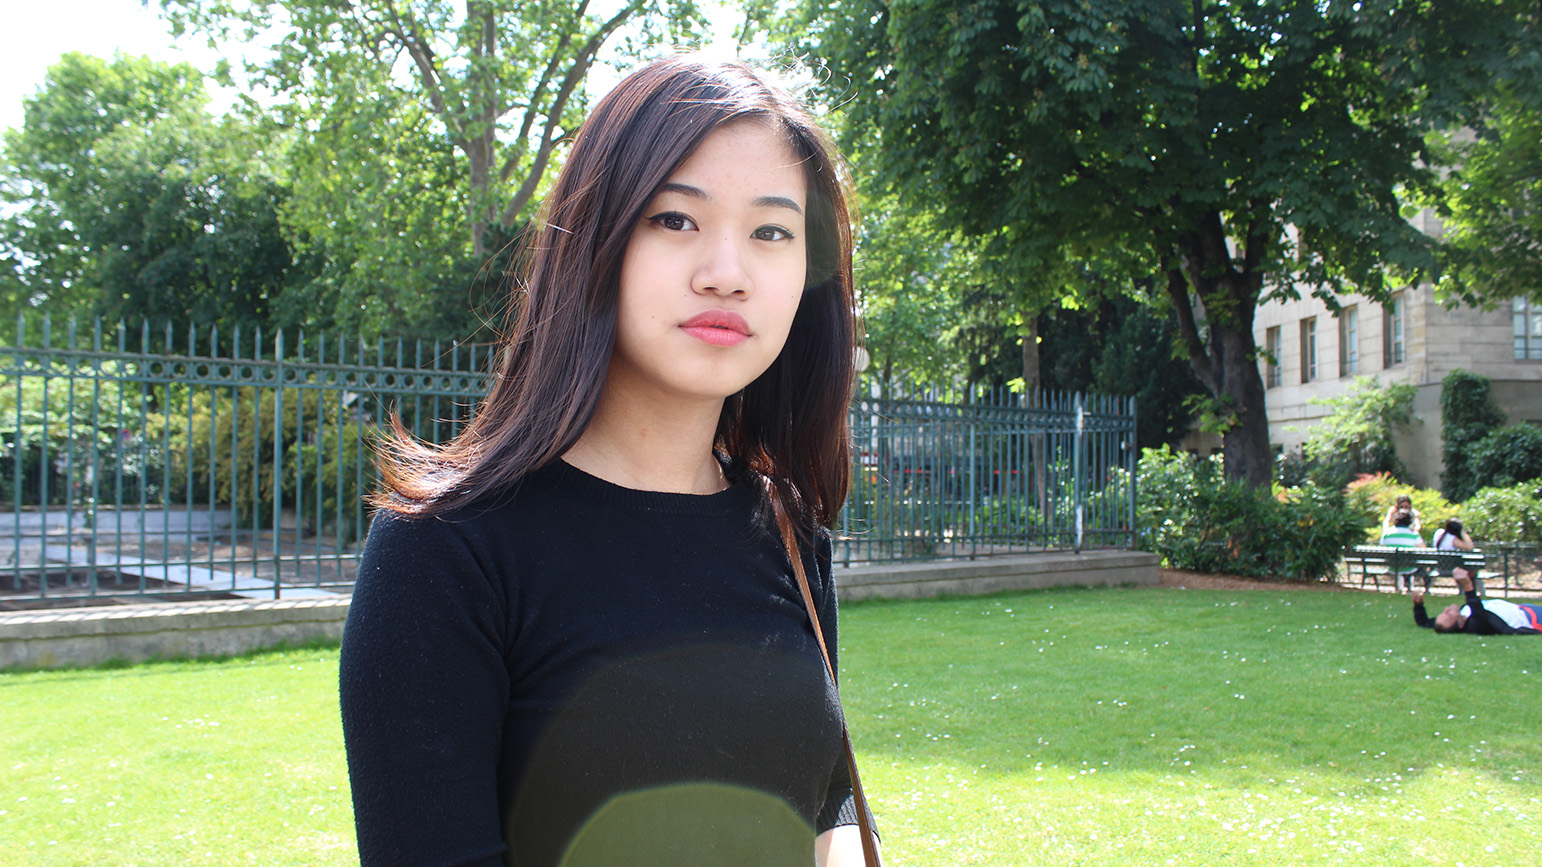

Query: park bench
[{"left": 1341, "top": 545, "right": 1495, "bottom": 593}]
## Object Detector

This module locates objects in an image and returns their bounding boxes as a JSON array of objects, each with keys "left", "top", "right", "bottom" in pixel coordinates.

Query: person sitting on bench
[
  {"left": 1379, "top": 509, "right": 1424, "bottom": 594},
  {"left": 1412, "top": 568, "right": 1541, "bottom": 634},
  {"left": 1429, "top": 517, "right": 1484, "bottom": 594}
]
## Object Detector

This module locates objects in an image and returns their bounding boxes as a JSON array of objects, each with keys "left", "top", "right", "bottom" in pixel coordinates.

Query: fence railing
[
  {"left": 841, "top": 387, "right": 1137, "bottom": 564},
  {"left": 0, "top": 317, "right": 1137, "bottom": 606}
]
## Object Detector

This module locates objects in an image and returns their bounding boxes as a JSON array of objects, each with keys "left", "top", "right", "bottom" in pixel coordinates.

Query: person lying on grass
[{"left": 1412, "top": 568, "right": 1541, "bottom": 634}]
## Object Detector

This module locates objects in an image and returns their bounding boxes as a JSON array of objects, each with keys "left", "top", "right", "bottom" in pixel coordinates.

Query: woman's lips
[{"left": 680, "top": 310, "right": 751, "bottom": 347}]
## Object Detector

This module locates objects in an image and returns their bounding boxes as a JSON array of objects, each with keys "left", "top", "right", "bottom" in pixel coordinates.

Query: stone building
[{"left": 1252, "top": 247, "right": 1542, "bottom": 488}]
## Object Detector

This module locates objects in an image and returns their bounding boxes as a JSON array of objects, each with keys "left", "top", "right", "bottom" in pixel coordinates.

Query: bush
[
  {"left": 0, "top": 359, "right": 144, "bottom": 506},
  {"left": 1440, "top": 368, "right": 1506, "bottom": 501},
  {"left": 1459, "top": 483, "right": 1542, "bottom": 544},
  {"left": 1299, "top": 376, "right": 1415, "bottom": 489},
  {"left": 1343, "top": 472, "right": 1458, "bottom": 542},
  {"left": 1136, "top": 447, "right": 1370, "bottom": 580},
  {"left": 145, "top": 383, "right": 378, "bottom": 538},
  {"left": 1468, "top": 424, "right": 1542, "bottom": 491}
]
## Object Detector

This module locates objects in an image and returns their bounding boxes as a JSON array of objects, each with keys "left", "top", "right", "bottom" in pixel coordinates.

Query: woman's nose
[{"left": 692, "top": 234, "right": 752, "bottom": 296}]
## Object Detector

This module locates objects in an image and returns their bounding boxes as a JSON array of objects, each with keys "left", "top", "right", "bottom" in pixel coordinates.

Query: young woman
[
  {"left": 1431, "top": 517, "right": 1474, "bottom": 553},
  {"left": 1381, "top": 494, "right": 1421, "bottom": 535},
  {"left": 339, "top": 57, "right": 877, "bottom": 866}
]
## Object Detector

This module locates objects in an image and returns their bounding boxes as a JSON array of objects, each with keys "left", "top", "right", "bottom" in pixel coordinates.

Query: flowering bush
[{"left": 1344, "top": 473, "right": 1457, "bottom": 542}]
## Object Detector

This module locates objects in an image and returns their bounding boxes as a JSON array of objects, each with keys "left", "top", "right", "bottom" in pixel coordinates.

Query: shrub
[
  {"left": 1440, "top": 368, "right": 1506, "bottom": 501},
  {"left": 1275, "top": 448, "right": 1311, "bottom": 488},
  {"left": 1459, "top": 483, "right": 1542, "bottom": 544},
  {"left": 1299, "top": 376, "right": 1415, "bottom": 489},
  {"left": 1468, "top": 423, "right": 1542, "bottom": 490},
  {"left": 1344, "top": 472, "right": 1458, "bottom": 542},
  {"left": 0, "top": 359, "right": 144, "bottom": 506},
  {"left": 145, "top": 383, "right": 378, "bottom": 538},
  {"left": 1136, "top": 447, "right": 1370, "bottom": 580}
]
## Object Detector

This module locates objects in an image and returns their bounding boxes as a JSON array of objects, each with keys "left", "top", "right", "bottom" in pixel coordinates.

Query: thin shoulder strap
[{"left": 774, "top": 500, "right": 883, "bottom": 867}]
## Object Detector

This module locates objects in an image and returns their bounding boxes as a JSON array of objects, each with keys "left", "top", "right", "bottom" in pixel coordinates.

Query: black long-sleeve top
[
  {"left": 339, "top": 460, "right": 857, "bottom": 866},
  {"left": 1413, "top": 590, "right": 1541, "bottom": 634}
]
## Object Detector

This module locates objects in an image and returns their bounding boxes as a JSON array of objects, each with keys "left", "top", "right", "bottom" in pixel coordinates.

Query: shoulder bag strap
[{"left": 774, "top": 501, "right": 883, "bottom": 867}]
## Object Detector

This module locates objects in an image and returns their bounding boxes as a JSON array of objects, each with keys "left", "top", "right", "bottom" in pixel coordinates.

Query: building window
[
  {"left": 1339, "top": 305, "right": 1359, "bottom": 376},
  {"left": 1514, "top": 297, "right": 1542, "bottom": 360},
  {"left": 1265, "top": 326, "right": 1282, "bottom": 388},
  {"left": 1383, "top": 292, "right": 1405, "bottom": 367},
  {"left": 1299, "top": 317, "right": 1317, "bottom": 383}
]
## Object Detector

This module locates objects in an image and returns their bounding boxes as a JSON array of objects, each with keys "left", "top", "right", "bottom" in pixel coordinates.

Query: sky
[
  {"left": 0, "top": 0, "right": 750, "bottom": 134},
  {"left": 0, "top": 0, "right": 234, "bottom": 132}
]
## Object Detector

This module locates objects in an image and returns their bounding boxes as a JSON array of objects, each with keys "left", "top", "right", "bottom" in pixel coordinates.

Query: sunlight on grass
[
  {"left": 1, "top": 585, "right": 1537, "bottom": 865},
  {"left": 0, "top": 648, "right": 353, "bottom": 866},
  {"left": 840, "top": 587, "right": 1540, "bottom": 866}
]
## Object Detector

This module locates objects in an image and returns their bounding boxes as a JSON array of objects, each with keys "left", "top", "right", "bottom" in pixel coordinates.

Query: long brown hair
[{"left": 374, "top": 56, "right": 856, "bottom": 532}]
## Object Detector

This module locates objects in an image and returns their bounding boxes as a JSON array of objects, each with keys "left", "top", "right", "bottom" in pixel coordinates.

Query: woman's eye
[
  {"left": 752, "top": 225, "right": 795, "bottom": 242},
  {"left": 647, "top": 212, "right": 695, "bottom": 232}
]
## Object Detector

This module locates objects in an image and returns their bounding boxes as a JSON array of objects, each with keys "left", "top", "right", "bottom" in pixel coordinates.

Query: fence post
[
  {"left": 272, "top": 330, "right": 284, "bottom": 600},
  {"left": 10, "top": 315, "right": 21, "bottom": 592},
  {"left": 38, "top": 315, "right": 51, "bottom": 598},
  {"left": 1074, "top": 392, "right": 1085, "bottom": 553},
  {"left": 88, "top": 318, "right": 102, "bottom": 591},
  {"left": 1128, "top": 396, "right": 1139, "bottom": 548},
  {"left": 65, "top": 318, "right": 78, "bottom": 593}
]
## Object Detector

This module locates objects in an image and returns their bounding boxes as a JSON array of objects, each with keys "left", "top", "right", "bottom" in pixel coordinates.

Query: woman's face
[{"left": 608, "top": 119, "right": 808, "bottom": 406}]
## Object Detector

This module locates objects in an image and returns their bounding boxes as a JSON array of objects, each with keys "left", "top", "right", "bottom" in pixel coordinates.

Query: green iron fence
[
  {"left": 0, "top": 317, "right": 1137, "bottom": 606},
  {"left": 842, "top": 387, "right": 1137, "bottom": 564},
  {"left": 0, "top": 317, "right": 487, "bottom": 606}
]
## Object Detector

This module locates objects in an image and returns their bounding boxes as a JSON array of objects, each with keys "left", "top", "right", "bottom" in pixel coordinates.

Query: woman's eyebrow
[
  {"left": 657, "top": 182, "right": 804, "bottom": 215},
  {"left": 753, "top": 195, "right": 804, "bottom": 215}
]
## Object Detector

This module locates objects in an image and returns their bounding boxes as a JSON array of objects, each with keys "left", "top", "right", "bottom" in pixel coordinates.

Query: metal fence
[
  {"left": 841, "top": 387, "right": 1137, "bottom": 564},
  {"left": 0, "top": 317, "right": 1136, "bottom": 607}
]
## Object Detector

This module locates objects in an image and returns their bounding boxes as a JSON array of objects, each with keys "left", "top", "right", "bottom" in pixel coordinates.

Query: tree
[
  {"left": 1441, "top": 367, "right": 1508, "bottom": 501},
  {"left": 778, "top": 0, "right": 1541, "bottom": 486},
  {"left": 1470, "top": 423, "right": 1542, "bottom": 492},
  {"left": 0, "top": 53, "right": 306, "bottom": 331},
  {"left": 1088, "top": 298, "right": 1207, "bottom": 450},
  {"left": 851, "top": 197, "right": 975, "bottom": 391},
  {"left": 160, "top": 0, "right": 709, "bottom": 260},
  {"left": 1427, "top": 93, "right": 1542, "bottom": 307},
  {"left": 1298, "top": 376, "right": 1416, "bottom": 489}
]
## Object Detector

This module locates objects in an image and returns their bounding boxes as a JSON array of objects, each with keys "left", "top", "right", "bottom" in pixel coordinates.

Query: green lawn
[{"left": 3, "top": 584, "right": 1538, "bottom": 866}]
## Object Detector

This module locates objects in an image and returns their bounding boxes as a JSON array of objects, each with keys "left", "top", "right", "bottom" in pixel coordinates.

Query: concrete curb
[
  {"left": 837, "top": 549, "right": 1159, "bottom": 601},
  {"left": 0, "top": 597, "right": 351, "bottom": 670},
  {"left": 0, "top": 549, "right": 1158, "bottom": 670}
]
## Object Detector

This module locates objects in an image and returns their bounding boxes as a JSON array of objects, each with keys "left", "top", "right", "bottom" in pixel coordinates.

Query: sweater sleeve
[
  {"left": 1413, "top": 598, "right": 1434, "bottom": 629},
  {"left": 339, "top": 510, "right": 511, "bottom": 867},
  {"left": 810, "top": 532, "right": 868, "bottom": 834}
]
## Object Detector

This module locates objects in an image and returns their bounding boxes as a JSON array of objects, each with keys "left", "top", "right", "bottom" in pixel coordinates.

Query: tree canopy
[
  {"left": 1, "top": 53, "right": 304, "bottom": 330},
  {"left": 1427, "top": 90, "right": 1542, "bottom": 307},
  {"left": 159, "top": 0, "right": 708, "bottom": 257},
  {"left": 783, "top": 0, "right": 1542, "bottom": 486}
]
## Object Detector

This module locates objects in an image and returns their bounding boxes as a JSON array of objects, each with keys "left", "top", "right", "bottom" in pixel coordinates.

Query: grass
[
  {"left": 2, "top": 584, "right": 1538, "bottom": 865},
  {"left": 1, "top": 646, "right": 352, "bottom": 865}
]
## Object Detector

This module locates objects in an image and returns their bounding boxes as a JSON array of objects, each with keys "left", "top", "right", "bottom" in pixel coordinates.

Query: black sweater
[{"left": 340, "top": 460, "right": 857, "bottom": 866}]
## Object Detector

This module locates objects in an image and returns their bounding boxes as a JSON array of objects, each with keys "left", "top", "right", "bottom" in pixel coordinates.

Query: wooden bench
[{"left": 1341, "top": 545, "right": 1491, "bottom": 593}]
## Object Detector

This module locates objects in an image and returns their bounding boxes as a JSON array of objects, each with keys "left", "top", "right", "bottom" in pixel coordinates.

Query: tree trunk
[
  {"left": 1213, "top": 318, "right": 1274, "bottom": 486},
  {"left": 467, "top": 136, "right": 492, "bottom": 258},
  {"left": 1164, "top": 213, "right": 1274, "bottom": 488},
  {"left": 1020, "top": 314, "right": 1041, "bottom": 398},
  {"left": 1021, "top": 313, "right": 1046, "bottom": 521}
]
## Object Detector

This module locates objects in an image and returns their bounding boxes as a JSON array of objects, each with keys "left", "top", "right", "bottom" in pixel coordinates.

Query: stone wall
[{"left": 0, "top": 550, "right": 1159, "bottom": 669}]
